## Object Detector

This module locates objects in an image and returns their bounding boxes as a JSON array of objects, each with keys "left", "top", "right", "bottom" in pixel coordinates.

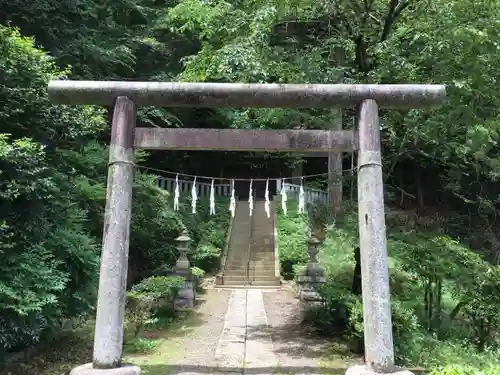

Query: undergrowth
[
  {"left": 276, "top": 199, "right": 500, "bottom": 374},
  {"left": 1, "top": 197, "right": 229, "bottom": 374}
]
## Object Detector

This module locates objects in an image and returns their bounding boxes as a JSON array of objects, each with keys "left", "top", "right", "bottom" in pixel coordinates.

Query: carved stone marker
[{"left": 173, "top": 231, "right": 195, "bottom": 309}]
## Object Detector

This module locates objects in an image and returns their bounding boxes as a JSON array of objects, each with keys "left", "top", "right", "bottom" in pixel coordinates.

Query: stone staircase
[{"left": 217, "top": 200, "right": 280, "bottom": 287}]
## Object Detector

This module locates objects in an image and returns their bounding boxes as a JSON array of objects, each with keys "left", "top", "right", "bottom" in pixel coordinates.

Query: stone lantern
[
  {"left": 175, "top": 230, "right": 191, "bottom": 273},
  {"left": 305, "top": 236, "right": 325, "bottom": 278},
  {"left": 296, "top": 236, "right": 326, "bottom": 304},
  {"left": 174, "top": 230, "right": 195, "bottom": 308}
]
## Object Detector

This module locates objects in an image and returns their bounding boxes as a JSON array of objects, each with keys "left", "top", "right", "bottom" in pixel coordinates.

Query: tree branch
[{"left": 380, "top": 0, "right": 411, "bottom": 41}]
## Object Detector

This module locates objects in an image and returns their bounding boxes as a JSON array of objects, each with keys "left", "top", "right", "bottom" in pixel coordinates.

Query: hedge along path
[{"left": 47, "top": 80, "right": 446, "bottom": 375}]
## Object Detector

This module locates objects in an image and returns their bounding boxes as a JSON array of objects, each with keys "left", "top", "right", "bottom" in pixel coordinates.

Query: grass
[
  {"left": 0, "top": 311, "right": 203, "bottom": 375},
  {"left": 318, "top": 341, "right": 363, "bottom": 374},
  {"left": 1, "top": 297, "right": 360, "bottom": 375}
]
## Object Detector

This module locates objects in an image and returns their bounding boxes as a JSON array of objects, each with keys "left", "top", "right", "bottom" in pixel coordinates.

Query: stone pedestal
[
  {"left": 174, "top": 231, "right": 195, "bottom": 309},
  {"left": 296, "top": 237, "right": 325, "bottom": 305},
  {"left": 174, "top": 269, "right": 195, "bottom": 309},
  {"left": 296, "top": 275, "right": 325, "bottom": 303},
  {"left": 70, "top": 363, "right": 141, "bottom": 375}
]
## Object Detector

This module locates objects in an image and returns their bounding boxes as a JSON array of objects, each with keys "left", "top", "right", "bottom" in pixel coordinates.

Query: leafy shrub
[
  {"left": 410, "top": 338, "right": 499, "bottom": 369},
  {"left": 191, "top": 266, "right": 206, "bottom": 292},
  {"left": 0, "top": 27, "right": 103, "bottom": 355},
  {"left": 125, "top": 276, "right": 184, "bottom": 341},
  {"left": 187, "top": 198, "right": 231, "bottom": 272},
  {"left": 128, "top": 174, "right": 184, "bottom": 284},
  {"left": 283, "top": 202, "right": 500, "bottom": 369},
  {"left": 277, "top": 200, "right": 310, "bottom": 279},
  {"left": 191, "top": 242, "right": 222, "bottom": 271},
  {"left": 430, "top": 364, "right": 500, "bottom": 375},
  {"left": 304, "top": 283, "right": 356, "bottom": 338},
  {"left": 123, "top": 338, "right": 161, "bottom": 354}
]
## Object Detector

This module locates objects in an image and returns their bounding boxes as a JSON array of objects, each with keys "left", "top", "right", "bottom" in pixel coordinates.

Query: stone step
[
  {"left": 229, "top": 239, "right": 250, "bottom": 244},
  {"left": 225, "top": 261, "right": 275, "bottom": 267},
  {"left": 247, "top": 262, "right": 275, "bottom": 268},
  {"left": 224, "top": 265, "right": 274, "bottom": 272},
  {"left": 249, "top": 254, "right": 275, "bottom": 259},
  {"left": 223, "top": 200, "right": 278, "bottom": 287},
  {"left": 224, "top": 272, "right": 277, "bottom": 279},
  {"left": 224, "top": 272, "right": 276, "bottom": 278},
  {"left": 225, "top": 258, "right": 251, "bottom": 263},
  {"left": 250, "top": 246, "right": 273, "bottom": 250},
  {"left": 222, "top": 279, "right": 281, "bottom": 287},
  {"left": 225, "top": 260, "right": 249, "bottom": 266},
  {"left": 224, "top": 263, "right": 275, "bottom": 269},
  {"left": 249, "top": 254, "right": 275, "bottom": 267},
  {"left": 214, "top": 284, "right": 280, "bottom": 289},
  {"left": 223, "top": 275, "right": 279, "bottom": 282}
]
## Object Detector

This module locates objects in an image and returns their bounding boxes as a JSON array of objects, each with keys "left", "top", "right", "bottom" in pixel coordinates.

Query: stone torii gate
[{"left": 47, "top": 81, "right": 446, "bottom": 375}]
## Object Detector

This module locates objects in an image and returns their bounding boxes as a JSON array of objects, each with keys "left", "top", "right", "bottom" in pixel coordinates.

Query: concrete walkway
[
  {"left": 130, "top": 287, "right": 358, "bottom": 375},
  {"left": 215, "top": 289, "right": 279, "bottom": 374}
]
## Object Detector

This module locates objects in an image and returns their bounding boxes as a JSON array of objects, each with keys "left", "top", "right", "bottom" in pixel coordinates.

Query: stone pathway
[
  {"left": 215, "top": 288, "right": 279, "bottom": 374},
  {"left": 132, "top": 285, "right": 357, "bottom": 375}
]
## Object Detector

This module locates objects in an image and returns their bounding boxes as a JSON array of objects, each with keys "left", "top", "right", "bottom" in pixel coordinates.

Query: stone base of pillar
[
  {"left": 173, "top": 270, "right": 195, "bottom": 309},
  {"left": 215, "top": 272, "right": 224, "bottom": 285},
  {"left": 346, "top": 365, "right": 414, "bottom": 375},
  {"left": 296, "top": 275, "right": 326, "bottom": 304},
  {"left": 70, "top": 363, "right": 141, "bottom": 375},
  {"left": 175, "top": 281, "right": 195, "bottom": 309}
]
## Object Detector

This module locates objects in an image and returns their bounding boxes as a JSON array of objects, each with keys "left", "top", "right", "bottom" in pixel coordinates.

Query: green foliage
[
  {"left": 129, "top": 175, "right": 184, "bottom": 282},
  {"left": 278, "top": 202, "right": 500, "bottom": 371},
  {"left": 276, "top": 200, "right": 310, "bottom": 280},
  {"left": 0, "top": 26, "right": 103, "bottom": 355},
  {"left": 191, "top": 266, "right": 206, "bottom": 293},
  {"left": 125, "top": 276, "right": 184, "bottom": 340},
  {"left": 4, "top": 0, "right": 500, "bottom": 372},
  {"left": 124, "top": 337, "right": 162, "bottom": 354},
  {"left": 0, "top": 24, "right": 231, "bottom": 357},
  {"left": 430, "top": 365, "right": 500, "bottom": 375},
  {"left": 181, "top": 198, "right": 231, "bottom": 272}
]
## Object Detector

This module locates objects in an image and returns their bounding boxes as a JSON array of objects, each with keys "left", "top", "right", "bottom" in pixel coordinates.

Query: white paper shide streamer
[
  {"left": 229, "top": 180, "right": 236, "bottom": 217},
  {"left": 209, "top": 179, "right": 216, "bottom": 215},
  {"left": 264, "top": 179, "right": 270, "bottom": 218},
  {"left": 191, "top": 177, "right": 198, "bottom": 214},
  {"left": 298, "top": 178, "right": 306, "bottom": 214},
  {"left": 280, "top": 182, "right": 287, "bottom": 216},
  {"left": 173, "top": 174, "right": 180, "bottom": 211},
  {"left": 248, "top": 179, "right": 254, "bottom": 217}
]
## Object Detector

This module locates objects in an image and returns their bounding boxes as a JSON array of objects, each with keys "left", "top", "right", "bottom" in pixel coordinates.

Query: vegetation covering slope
[
  {"left": 0, "top": 26, "right": 230, "bottom": 361},
  {"left": 277, "top": 201, "right": 500, "bottom": 374}
]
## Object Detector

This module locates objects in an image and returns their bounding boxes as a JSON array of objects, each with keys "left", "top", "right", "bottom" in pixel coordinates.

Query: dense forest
[{"left": 1, "top": 0, "right": 500, "bottom": 373}]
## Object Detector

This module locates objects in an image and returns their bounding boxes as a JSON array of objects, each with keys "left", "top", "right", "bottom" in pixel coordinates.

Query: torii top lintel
[{"left": 48, "top": 81, "right": 446, "bottom": 108}]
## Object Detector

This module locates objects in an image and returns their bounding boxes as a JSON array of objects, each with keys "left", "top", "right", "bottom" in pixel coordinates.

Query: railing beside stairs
[
  {"left": 277, "top": 179, "right": 328, "bottom": 205},
  {"left": 156, "top": 176, "right": 329, "bottom": 203},
  {"left": 157, "top": 176, "right": 231, "bottom": 198}
]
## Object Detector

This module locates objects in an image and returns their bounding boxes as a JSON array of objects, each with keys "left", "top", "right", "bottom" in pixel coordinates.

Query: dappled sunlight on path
[{"left": 127, "top": 285, "right": 360, "bottom": 375}]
